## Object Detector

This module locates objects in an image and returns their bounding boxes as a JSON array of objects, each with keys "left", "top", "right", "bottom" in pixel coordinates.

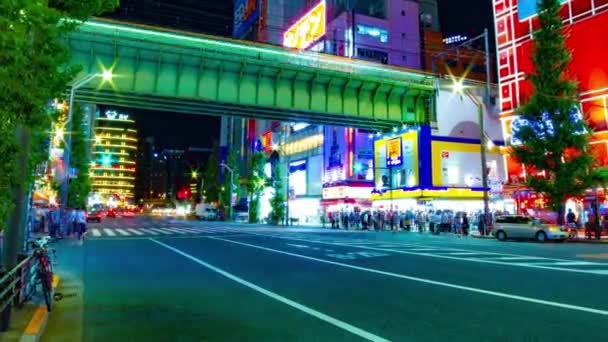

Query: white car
[{"left": 492, "top": 215, "right": 569, "bottom": 242}]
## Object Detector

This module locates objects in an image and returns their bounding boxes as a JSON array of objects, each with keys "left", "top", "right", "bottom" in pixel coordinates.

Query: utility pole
[{"left": 432, "top": 29, "right": 493, "bottom": 229}]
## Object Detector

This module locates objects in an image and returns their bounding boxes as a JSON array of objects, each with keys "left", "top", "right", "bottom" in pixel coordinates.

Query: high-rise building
[
  {"left": 160, "top": 149, "right": 188, "bottom": 200},
  {"left": 90, "top": 108, "right": 138, "bottom": 205},
  {"left": 136, "top": 136, "right": 155, "bottom": 202},
  {"left": 149, "top": 151, "right": 168, "bottom": 201}
]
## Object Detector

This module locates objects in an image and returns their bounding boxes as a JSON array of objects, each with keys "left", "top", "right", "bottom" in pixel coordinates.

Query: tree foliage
[
  {"left": 247, "top": 151, "right": 267, "bottom": 223},
  {"left": 269, "top": 163, "right": 286, "bottom": 225},
  {"left": 0, "top": 0, "right": 118, "bottom": 229},
  {"left": 511, "top": 0, "right": 605, "bottom": 221},
  {"left": 67, "top": 105, "right": 91, "bottom": 208}
]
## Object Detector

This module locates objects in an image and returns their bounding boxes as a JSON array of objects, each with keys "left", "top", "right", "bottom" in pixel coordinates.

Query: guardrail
[{"left": 0, "top": 253, "right": 39, "bottom": 332}]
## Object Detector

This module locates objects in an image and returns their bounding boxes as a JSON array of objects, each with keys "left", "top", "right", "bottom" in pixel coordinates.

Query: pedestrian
[
  {"left": 477, "top": 212, "right": 486, "bottom": 236},
  {"left": 416, "top": 211, "right": 426, "bottom": 233},
  {"left": 49, "top": 207, "right": 60, "bottom": 238},
  {"left": 462, "top": 213, "right": 470, "bottom": 236},
  {"left": 77, "top": 207, "right": 87, "bottom": 239}
]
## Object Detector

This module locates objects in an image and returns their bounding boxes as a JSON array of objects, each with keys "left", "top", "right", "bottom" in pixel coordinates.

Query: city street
[{"left": 43, "top": 216, "right": 608, "bottom": 341}]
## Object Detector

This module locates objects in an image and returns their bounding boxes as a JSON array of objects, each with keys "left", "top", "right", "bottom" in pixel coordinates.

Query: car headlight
[{"left": 548, "top": 227, "right": 560, "bottom": 232}]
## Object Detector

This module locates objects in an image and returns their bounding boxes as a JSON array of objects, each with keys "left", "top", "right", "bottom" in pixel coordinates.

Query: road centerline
[
  {"left": 149, "top": 238, "right": 391, "bottom": 342},
  {"left": 206, "top": 236, "right": 608, "bottom": 316}
]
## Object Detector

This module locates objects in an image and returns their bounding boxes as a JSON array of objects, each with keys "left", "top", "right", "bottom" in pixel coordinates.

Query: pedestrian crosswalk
[
  {"left": 88, "top": 226, "right": 238, "bottom": 238},
  {"left": 249, "top": 232, "right": 608, "bottom": 276}
]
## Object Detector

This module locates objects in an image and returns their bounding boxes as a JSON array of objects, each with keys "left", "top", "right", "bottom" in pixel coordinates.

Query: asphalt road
[{"left": 43, "top": 216, "right": 608, "bottom": 342}]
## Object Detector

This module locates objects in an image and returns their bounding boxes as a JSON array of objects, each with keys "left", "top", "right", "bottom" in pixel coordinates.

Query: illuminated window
[{"left": 356, "top": 24, "right": 388, "bottom": 43}]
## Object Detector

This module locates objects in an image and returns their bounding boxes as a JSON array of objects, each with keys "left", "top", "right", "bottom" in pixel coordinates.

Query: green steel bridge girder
[{"left": 66, "top": 19, "right": 437, "bottom": 131}]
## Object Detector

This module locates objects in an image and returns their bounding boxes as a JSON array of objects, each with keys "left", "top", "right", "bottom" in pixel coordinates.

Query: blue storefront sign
[{"left": 233, "top": 0, "right": 259, "bottom": 38}]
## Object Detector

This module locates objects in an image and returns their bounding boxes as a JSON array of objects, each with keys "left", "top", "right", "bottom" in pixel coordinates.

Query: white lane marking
[
  {"left": 91, "top": 229, "right": 101, "bottom": 237},
  {"left": 588, "top": 270, "right": 608, "bottom": 275},
  {"left": 127, "top": 229, "right": 144, "bottom": 236},
  {"left": 250, "top": 234, "right": 608, "bottom": 276},
  {"left": 149, "top": 239, "right": 390, "bottom": 342},
  {"left": 150, "top": 228, "right": 173, "bottom": 235},
  {"left": 491, "top": 256, "right": 549, "bottom": 260},
  {"left": 115, "top": 229, "right": 130, "bottom": 236},
  {"left": 103, "top": 229, "right": 116, "bottom": 236},
  {"left": 140, "top": 228, "right": 159, "bottom": 235},
  {"left": 443, "top": 252, "right": 488, "bottom": 256},
  {"left": 286, "top": 243, "right": 310, "bottom": 248},
  {"left": 209, "top": 236, "right": 608, "bottom": 316},
  {"left": 536, "top": 261, "right": 601, "bottom": 266}
]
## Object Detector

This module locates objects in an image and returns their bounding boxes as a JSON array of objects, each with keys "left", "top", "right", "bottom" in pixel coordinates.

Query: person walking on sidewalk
[
  {"left": 416, "top": 211, "right": 426, "bottom": 233},
  {"left": 76, "top": 208, "right": 87, "bottom": 239}
]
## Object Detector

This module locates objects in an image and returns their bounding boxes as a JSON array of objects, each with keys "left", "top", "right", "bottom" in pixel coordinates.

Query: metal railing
[{"left": 0, "top": 251, "right": 41, "bottom": 331}]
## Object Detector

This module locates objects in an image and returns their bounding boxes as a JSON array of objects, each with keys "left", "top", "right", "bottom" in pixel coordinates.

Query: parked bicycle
[{"left": 28, "top": 236, "right": 56, "bottom": 312}]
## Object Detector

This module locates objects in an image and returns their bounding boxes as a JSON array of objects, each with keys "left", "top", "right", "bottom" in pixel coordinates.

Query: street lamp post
[
  {"left": 432, "top": 29, "right": 493, "bottom": 231},
  {"left": 60, "top": 71, "right": 112, "bottom": 232},
  {"left": 220, "top": 163, "right": 234, "bottom": 221}
]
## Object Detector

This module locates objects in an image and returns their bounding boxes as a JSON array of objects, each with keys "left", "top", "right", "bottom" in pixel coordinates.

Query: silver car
[{"left": 492, "top": 215, "right": 569, "bottom": 242}]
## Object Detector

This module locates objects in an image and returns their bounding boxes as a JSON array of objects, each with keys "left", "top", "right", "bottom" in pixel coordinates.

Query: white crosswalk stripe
[
  {"left": 126, "top": 229, "right": 144, "bottom": 236},
  {"left": 92, "top": 229, "right": 101, "bottom": 237},
  {"left": 103, "top": 228, "right": 116, "bottom": 236},
  {"left": 151, "top": 228, "right": 174, "bottom": 235},
  {"left": 165, "top": 228, "right": 190, "bottom": 234},
  {"left": 141, "top": 228, "right": 159, "bottom": 235},
  {"left": 115, "top": 229, "right": 130, "bottom": 236},
  {"left": 177, "top": 228, "right": 203, "bottom": 234}
]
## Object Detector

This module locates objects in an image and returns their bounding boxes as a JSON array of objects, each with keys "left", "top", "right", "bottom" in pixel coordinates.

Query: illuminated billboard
[
  {"left": 517, "top": 0, "right": 568, "bottom": 20},
  {"left": 386, "top": 137, "right": 403, "bottom": 167},
  {"left": 233, "top": 0, "right": 259, "bottom": 38},
  {"left": 283, "top": 0, "right": 326, "bottom": 49}
]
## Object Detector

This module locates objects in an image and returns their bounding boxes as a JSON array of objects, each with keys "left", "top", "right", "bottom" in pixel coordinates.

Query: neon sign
[
  {"left": 283, "top": 0, "right": 326, "bottom": 49},
  {"left": 233, "top": 0, "right": 259, "bottom": 38},
  {"left": 105, "top": 110, "right": 129, "bottom": 121}
]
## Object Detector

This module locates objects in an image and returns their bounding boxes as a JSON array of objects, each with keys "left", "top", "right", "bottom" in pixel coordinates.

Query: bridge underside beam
[
  {"left": 75, "top": 89, "right": 398, "bottom": 131},
  {"left": 67, "top": 19, "right": 437, "bottom": 129}
]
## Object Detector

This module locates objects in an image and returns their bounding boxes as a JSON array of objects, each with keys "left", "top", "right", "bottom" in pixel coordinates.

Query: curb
[{"left": 19, "top": 275, "right": 60, "bottom": 342}]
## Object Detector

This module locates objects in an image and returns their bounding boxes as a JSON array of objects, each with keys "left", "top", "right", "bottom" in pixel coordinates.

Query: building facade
[
  {"left": 89, "top": 108, "right": 138, "bottom": 206},
  {"left": 492, "top": 0, "right": 608, "bottom": 214},
  {"left": 371, "top": 79, "right": 506, "bottom": 213}
]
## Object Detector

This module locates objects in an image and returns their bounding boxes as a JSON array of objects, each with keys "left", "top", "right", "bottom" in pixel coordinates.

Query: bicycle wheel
[{"left": 40, "top": 275, "right": 53, "bottom": 312}]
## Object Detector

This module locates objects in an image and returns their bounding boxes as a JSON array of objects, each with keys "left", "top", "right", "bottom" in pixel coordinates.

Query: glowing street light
[
  {"left": 60, "top": 68, "right": 115, "bottom": 233},
  {"left": 451, "top": 77, "right": 490, "bottom": 227},
  {"left": 102, "top": 69, "right": 114, "bottom": 82},
  {"left": 451, "top": 79, "right": 465, "bottom": 94},
  {"left": 94, "top": 135, "right": 102, "bottom": 144}
]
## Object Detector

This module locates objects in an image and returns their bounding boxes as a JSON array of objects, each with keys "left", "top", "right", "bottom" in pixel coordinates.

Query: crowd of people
[
  {"left": 31, "top": 205, "right": 88, "bottom": 240},
  {"left": 325, "top": 208, "right": 494, "bottom": 236}
]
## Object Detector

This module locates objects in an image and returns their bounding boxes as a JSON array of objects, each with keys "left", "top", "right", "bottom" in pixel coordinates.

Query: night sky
[{"left": 105, "top": 1, "right": 494, "bottom": 152}]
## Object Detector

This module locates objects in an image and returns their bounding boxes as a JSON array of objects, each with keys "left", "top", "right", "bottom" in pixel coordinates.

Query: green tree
[
  {"left": 203, "top": 141, "right": 220, "bottom": 203},
  {"left": 67, "top": 105, "right": 91, "bottom": 208},
  {"left": 511, "top": 0, "right": 605, "bottom": 224},
  {"left": 269, "top": 164, "right": 286, "bottom": 225},
  {"left": 247, "top": 151, "right": 267, "bottom": 223},
  {"left": 0, "top": 0, "right": 118, "bottom": 230}
]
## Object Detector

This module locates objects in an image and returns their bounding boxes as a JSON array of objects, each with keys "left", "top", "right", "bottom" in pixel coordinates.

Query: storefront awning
[
  {"left": 320, "top": 198, "right": 371, "bottom": 207},
  {"left": 371, "top": 187, "right": 487, "bottom": 201}
]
